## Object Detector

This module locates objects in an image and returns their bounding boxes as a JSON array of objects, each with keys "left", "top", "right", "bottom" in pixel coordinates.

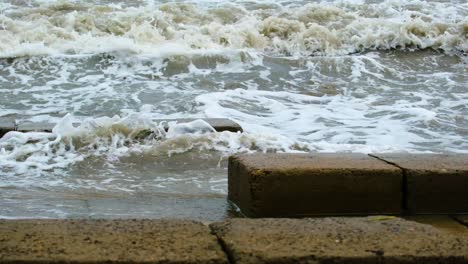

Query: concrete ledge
[
  {"left": 0, "top": 118, "right": 242, "bottom": 138},
  {"left": 371, "top": 154, "right": 468, "bottom": 214},
  {"left": 228, "top": 153, "right": 402, "bottom": 217},
  {"left": 0, "top": 219, "right": 228, "bottom": 264},
  {"left": 210, "top": 217, "right": 468, "bottom": 264},
  {"left": 1, "top": 218, "right": 467, "bottom": 264}
]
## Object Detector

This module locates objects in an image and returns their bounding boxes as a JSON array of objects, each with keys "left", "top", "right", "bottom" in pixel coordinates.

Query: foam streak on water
[{"left": 0, "top": 0, "right": 467, "bottom": 219}]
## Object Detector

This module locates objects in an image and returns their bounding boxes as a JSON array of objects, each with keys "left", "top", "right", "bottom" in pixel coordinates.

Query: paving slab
[
  {"left": 371, "top": 154, "right": 468, "bottom": 214},
  {"left": 0, "top": 219, "right": 228, "bottom": 264},
  {"left": 211, "top": 217, "right": 468, "bottom": 264},
  {"left": 228, "top": 153, "right": 402, "bottom": 217}
]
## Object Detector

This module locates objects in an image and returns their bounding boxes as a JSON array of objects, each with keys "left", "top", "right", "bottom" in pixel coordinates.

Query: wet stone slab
[
  {"left": 0, "top": 219, "right": 228, "bottom": 264},
  {"left": 210, "top": 217, "right": 468, "bottom": 264},
  {"left": 159, "top": 118, "right": 243, "bottom": 133},
  {"left": 371, "top": 154, "right": 468, "bottom": 214},
  {"left": 228, "top": 153, "right": 402, "bottom": 217},
  {"left": 4, "top": 118, "right": 242, "bottom": 135}
]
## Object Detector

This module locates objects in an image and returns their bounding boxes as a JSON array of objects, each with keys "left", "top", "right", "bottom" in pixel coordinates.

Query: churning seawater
[{"left": 0, "top": 0, "right": 467, "bottom": 220}]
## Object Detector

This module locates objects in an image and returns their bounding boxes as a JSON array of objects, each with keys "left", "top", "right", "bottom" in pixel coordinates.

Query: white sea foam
[{"left": 0, "top": 113, "right": 307, "bottom": 176}]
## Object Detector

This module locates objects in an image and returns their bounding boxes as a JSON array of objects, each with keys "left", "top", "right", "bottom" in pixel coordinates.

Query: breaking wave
[
  {"left": 0, "top": 0, "right": 466, "bottom": 58},
  {"left": 0, "top": 113, "right": 305, "bottom": 175}
]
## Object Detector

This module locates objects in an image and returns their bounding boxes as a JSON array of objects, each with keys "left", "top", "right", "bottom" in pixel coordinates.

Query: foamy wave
[
  {"left": 0, "top": 1, "right": 466, "bottom": 58},
  {"left": 0, "top": 113, "right": 305, "bottom": 174}
]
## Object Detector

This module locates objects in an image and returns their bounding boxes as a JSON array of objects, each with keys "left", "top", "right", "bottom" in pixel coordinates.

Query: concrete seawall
[
  {"left": 1, "top": 217, "right": 467, "bottom": 264},
  {"left": 228, "top": 153, "right": 468, "bottom": 217}
]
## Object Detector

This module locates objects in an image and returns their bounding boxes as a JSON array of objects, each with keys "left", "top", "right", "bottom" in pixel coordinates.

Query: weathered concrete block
[
  {"left": 211, "top": 217, "right": 468, "bottom": 264},
  {"left": 228, "top": 153, "right": 402, "bottom": 217},
  {"left": 0, "top": 219, "right": 227, "bottom": 264},
  {"left": 371, "top": 154, "right": 468, "bottom": 214}
]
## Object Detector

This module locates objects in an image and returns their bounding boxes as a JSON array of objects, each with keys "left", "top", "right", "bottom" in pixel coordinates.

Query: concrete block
[
  {"left": 228, "top": 153, "right": 402, "bottom": 217},
  {"left": 161, "top": 118, "right": 243, "bottom": 133},
  {"left": 211, "top": 217, "right": 468, "bottom": 264},
  {"left": 14, "top": 118, "right": 242, "bottom": 134},
  {"left": 371, "top": 154, "right": 468, "bottom": 214},
  {"left": 0, "top": 219, "right": 227, "bottom": 264}
]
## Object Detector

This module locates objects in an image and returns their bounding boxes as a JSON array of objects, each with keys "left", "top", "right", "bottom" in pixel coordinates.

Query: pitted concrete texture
[
  {"left": 210, "top": 217, "right": 468, "bottom": 264},
  {"left": 0, "top": 219, "right": 228, "bottom": 264},
  {"left": 371, "top": 154, "right": 468, "bottom": 214},
  {"left": 229, "top": 153, "right": 402, "bottom": 217}
]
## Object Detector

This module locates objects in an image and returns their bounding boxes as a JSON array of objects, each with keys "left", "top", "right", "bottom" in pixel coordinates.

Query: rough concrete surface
[
  {"left": 0, "top": 219, "right": 228, "bottom": 264},
  {"left": 371, "top": 154, "right": 468, "bottom": 214},
  {"left": 229, "top": 153, "right": 402, "bottom": 217},
  {"left": 211, "top": 217, "right": 468, "bottom": 264}
]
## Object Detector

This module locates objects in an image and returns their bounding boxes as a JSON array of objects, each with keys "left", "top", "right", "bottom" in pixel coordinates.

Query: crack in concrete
[
  {"left": 209, "top": 225, "right": 236, "bottom": 264},
  {"left": 368, "top": 154, "right": 409, "bottom": 215},
  {"left": 450, "top": 216, "right": 468, "bottom": 229}
]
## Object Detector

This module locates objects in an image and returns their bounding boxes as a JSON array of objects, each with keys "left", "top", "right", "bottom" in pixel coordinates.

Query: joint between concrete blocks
[
  {"left": 451, "top": 216, "right": 468, "bottom": 229},
  {"left": 209, "top": 225, "right": 236, "bottom": 264},
  {"left": 368, "top": 154, "right": 409, "bottom": 214}
]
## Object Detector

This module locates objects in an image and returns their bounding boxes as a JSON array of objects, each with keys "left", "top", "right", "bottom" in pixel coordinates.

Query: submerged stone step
[
  {"left": 370, "top": 154, "right": 468, "bottom": 214},
  {"left": 0, "top": 219, "right": 228, "bottom": 264},
  {"left": 210, "top": 217, "right": 468, "bottom": 264},
  {"left": 0, "top": 118, "right": 242, "bottom": 138},
  {"left": 0, "top": 122, "right": 14, "bottom": 138},
  {"left": 160, "top": 118, "right": 243, "bottom": 133},
  {"left": 228, "top": 153, "right": 402, "bottom": 217}
]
